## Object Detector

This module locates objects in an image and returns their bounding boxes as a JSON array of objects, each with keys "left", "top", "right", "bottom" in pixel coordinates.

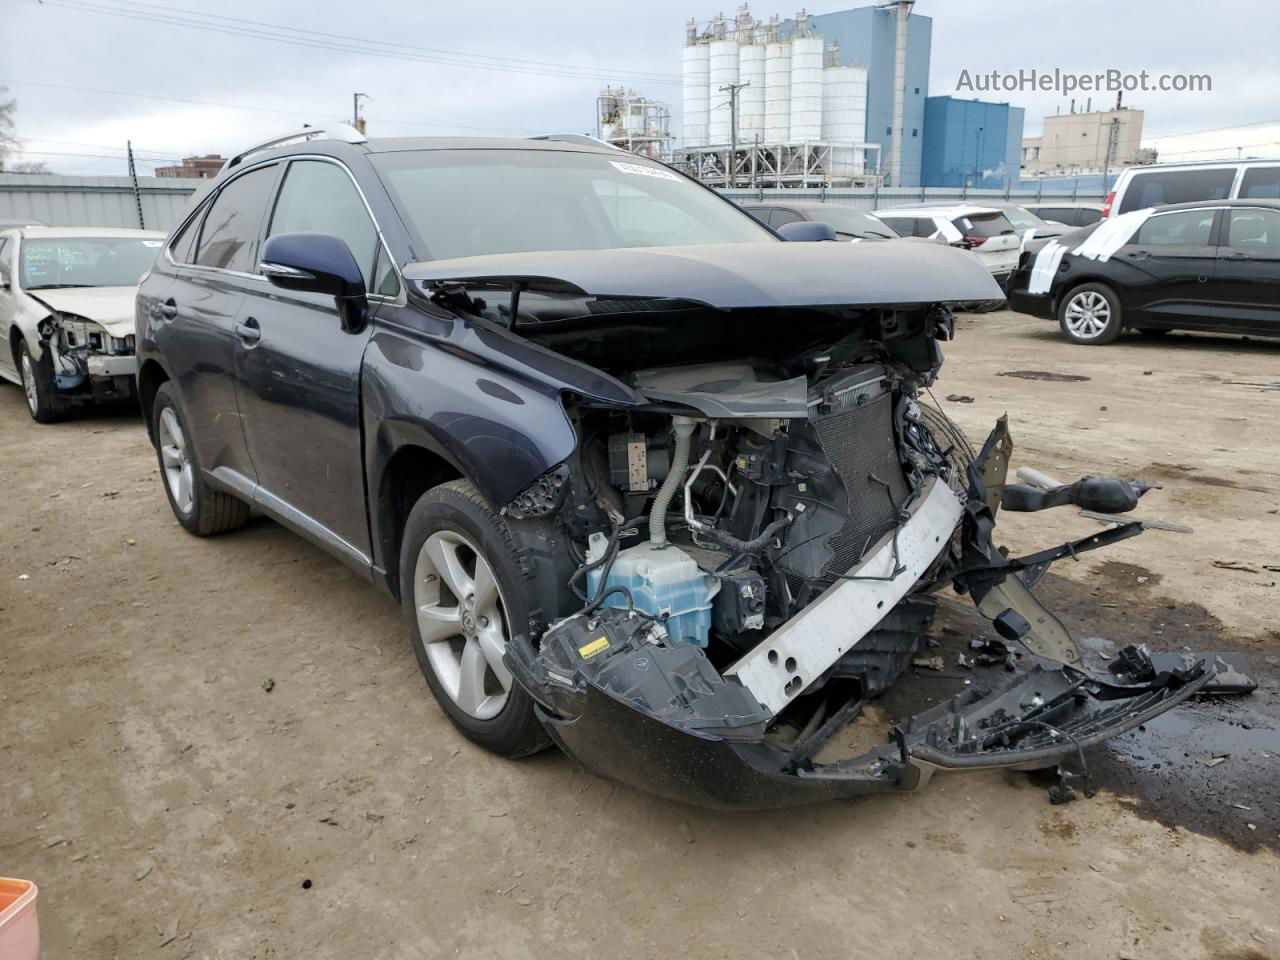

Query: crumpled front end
[{"left": 506, "top": 412, "right": 1237, "bottom": 810}]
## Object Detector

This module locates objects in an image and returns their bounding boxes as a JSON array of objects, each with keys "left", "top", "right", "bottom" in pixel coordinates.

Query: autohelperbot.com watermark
[{"left": 956, "top": 68, "right": 1211, "bottom": 96}]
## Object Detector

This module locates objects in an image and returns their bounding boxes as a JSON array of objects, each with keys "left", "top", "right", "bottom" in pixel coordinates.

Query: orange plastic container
[{"left": 0, "top": 878, "right": 39, "bottom": 960}]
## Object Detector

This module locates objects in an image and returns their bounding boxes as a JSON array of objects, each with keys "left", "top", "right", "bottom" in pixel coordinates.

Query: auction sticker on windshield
[{"left": 610, "top": 160, "right": 681, "bottom": 181}]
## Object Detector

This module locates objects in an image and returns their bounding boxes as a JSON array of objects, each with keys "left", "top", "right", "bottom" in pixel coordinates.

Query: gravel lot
[{"left": 2, "top": 311, "right": 1277, "bottom": 960}]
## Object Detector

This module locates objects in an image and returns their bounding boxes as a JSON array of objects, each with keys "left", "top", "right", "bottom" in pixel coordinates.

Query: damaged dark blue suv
[{"left": 135, "top": 127, "right": 1230, "bottom": 809}]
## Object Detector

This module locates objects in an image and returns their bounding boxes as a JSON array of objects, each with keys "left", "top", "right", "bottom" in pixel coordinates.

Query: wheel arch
[
  {"left": 137, "top": 358, "right": 172, "bottom": 443},
  {"left": 374, "top": 439, "right": 464, "bottom": 598}
]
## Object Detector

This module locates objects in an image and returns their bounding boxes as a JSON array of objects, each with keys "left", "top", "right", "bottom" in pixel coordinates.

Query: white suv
[
  {"left": 1104, "top": 160, "right": 1280, "bottom": 218},
  {"left": 873, "top": 204, "right": 1022, "bottom": 285}
]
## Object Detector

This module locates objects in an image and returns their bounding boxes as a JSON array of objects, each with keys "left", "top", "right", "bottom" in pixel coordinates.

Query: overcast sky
[{"left": 7, "top": 0, "right": 1280, "bottom": 176}]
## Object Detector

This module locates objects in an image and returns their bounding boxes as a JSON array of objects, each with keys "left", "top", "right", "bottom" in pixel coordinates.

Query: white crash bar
[{"left": 726, "top": 477, "right": 963, "bottom": 715}]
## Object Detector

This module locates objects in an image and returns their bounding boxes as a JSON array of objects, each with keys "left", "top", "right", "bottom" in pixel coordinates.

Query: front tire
[
  {"left": 152, "top": 383, "right": 251, "bottom": 536},
  {"left": 18, "top": 340, "right": 71, "bottom": 424},
  {"left": 1058, "top": 283, "right": 1122, "bottom": 345},
  {"left": 400, "top": 479, "right": 550, "bottom": 758}
]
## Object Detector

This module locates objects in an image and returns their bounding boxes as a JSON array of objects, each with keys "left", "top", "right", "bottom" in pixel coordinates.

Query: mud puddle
[{"left": 917, "top": 564, "right": 1278, "bottom": 852}]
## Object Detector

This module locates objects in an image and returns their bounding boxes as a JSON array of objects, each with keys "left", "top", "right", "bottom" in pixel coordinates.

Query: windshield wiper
[{"left": 26, "top": 283, "right": 98, "bottom": 289}]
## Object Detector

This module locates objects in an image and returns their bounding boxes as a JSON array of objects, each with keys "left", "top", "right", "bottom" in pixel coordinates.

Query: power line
[
  {"left": 1143, "top": 116, "right": 1280, "bottom": 142},
  {"left": 103, "top": 0, "right": 681, "bottom": 83},
  {"left": 34, "top": 0, "right": 681, "bottom": 86},
  {"left": 10, "top": 80, "right": 550, "bottom": 135}
]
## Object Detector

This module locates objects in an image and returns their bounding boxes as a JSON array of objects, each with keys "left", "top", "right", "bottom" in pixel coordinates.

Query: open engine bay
[{"left": 485, "top": 293, "right": 1239, "bottom": 810}]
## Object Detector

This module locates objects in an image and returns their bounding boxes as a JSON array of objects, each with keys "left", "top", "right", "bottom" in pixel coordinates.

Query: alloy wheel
[
  {"left": 1063, "top": 290, "right": 1112, "bottom": 339},
  {"left": 413, "top": 530, "right": 513, "bottom": 721},
  {"left": 158, "top": 406, "right": 194, "bottom": 515}
]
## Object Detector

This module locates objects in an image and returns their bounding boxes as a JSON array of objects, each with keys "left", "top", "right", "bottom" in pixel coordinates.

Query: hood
[
  {"left": 404, "top": 241, "right": 1003, "bottom": 310},
  {"left": 26, "top": 286, "right": 138, "bottom": 338}
]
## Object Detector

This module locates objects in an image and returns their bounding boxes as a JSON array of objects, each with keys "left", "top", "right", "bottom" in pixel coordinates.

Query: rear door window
[
  {"left": 1133, "top": 209, "right": 1217, "bottom": 246},
  {"left": 168, "top": 206, "right": 206, "bottom": 264},
  {"left": 1118, "top": 168, "right": 1235, "bottom": 214},
  {"left": 195, "top": 166, "right": 278, "bottom": 273},
  {"left": 877, "top": 216, "right": 918, "bottom": 236},
  {"left": 1238, "top": 166, "right": 1280, "bottom": 199},
  {"left": 0, "top": 238, "right": 10, "bottom": 286},
  {"left": 268, "top": 160, "right": 381, "bottom": 286},
  {"left": 1224, "top": 208, "right": 1280, "bottom": 251}
]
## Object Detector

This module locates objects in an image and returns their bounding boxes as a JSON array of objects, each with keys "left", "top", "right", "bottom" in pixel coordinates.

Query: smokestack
[
  {"left": 886, "top": 0, "right": 913, "bottom": 186},
  {"left": 1116, "top": 90, "right": 1123, "bottom": 110},
  {"left": 1086, "top": 96, "right": 1091, "bottom": 113},
  {"left": 1070, "top": 98, "right": 1075, "bottom": 114}
]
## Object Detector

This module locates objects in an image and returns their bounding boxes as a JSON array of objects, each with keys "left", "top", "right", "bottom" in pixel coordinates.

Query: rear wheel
[
  {"left": 152, "top": 383, "right": 251, "bottom": 535},
  {"left": 1058, "top": 283, "right": 1122, "bottom": 345},
  {"left": 400, "top": 479, "right": 550, "bottom": 758},
  {"left": 18, "top": 340, "right": 71, "bottom": 424}
]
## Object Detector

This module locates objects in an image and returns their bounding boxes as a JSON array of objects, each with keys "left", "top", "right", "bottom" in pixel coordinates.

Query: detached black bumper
[{"left": 530, "top": 654, "right": 1216, "bottom": 811}]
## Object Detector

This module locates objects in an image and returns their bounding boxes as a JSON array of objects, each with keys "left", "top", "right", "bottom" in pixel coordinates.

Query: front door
[
  {"left": 1210, "top": 206, "right": 1280, "bottom": 334},
  {"left": 232, "top": 158, "right": 390, "bottom": 569},
  {"left": 1116, "top": 207, "right": 1219, "bottom": 327}
]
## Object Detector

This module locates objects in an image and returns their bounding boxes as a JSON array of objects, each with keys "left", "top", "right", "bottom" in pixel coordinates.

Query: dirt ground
[{"left": 2, "top": 311, "right": 1277, "bottom": 960}]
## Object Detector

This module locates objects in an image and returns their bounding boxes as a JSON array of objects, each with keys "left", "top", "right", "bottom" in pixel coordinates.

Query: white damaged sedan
[{"left": 0, "top": 226, "right": 165, "bottom": 422}]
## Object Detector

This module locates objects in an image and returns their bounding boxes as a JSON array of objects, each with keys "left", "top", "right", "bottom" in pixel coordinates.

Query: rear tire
[
  {"left": 152, "top": 383, "right": 251, "bottom": 536},
  {"left": 1058, "top": 283, "right": 1122, "bottom": 345},
  {"left": 400, "top": 479, "right": 551, "bottom": 758},
  {"left": 18, "top": 340, "right": 71, "bottom": 424}
]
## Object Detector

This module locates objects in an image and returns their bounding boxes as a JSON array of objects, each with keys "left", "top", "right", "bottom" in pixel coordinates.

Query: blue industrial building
[
  {"left": 782, "top": 5, "right": 932, "bottom": 187},
  {"left": 921, "top": 96, "right": 1025, "bottom": 189}
]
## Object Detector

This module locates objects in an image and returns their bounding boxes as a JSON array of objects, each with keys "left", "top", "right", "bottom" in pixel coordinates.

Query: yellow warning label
[{"left": 578, "top": 636, "right": 610, "bottom": 659}]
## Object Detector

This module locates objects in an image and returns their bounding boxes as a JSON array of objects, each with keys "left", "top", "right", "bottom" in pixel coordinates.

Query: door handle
[
  {"left": 1221, "top": 251, "right": 1251, "bottom": 260},
  {"left": 157, "top": 298, "right": 178, "bottom": 319},
  {"left": 234, "top": 317, "right": 262, "bottom": 344},
  {"left": 1126, "top": 250, "right": 1151, "bottom": 261}
]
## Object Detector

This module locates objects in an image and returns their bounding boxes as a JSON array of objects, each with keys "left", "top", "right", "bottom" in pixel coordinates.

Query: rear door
[
  {"left": 1116, "top": 207, "right": 1220, "bottom": 326},
  {"left": 156, "top": 163, "right": 280, "bottom": 486},
  {"left": 231, "top": 157, "right": 396, "bottom": 570},
  {"left": 1210, "top": 206, "right": 1280, "bottom": 332}
]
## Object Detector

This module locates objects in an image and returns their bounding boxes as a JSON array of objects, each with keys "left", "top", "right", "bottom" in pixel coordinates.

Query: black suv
[{"left": 136, "top": 128, "right": 1226, "bottom": 809}]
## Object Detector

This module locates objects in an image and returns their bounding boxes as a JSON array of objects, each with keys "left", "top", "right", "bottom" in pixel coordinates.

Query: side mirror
[
  {"left": 259, "top": 232, "right": 368, "bottom": 332},
  {"left": 777, "top": 220, "right": 838, "bottom": 242}
]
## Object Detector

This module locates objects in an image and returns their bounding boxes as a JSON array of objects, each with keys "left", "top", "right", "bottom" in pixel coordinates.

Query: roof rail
[
  {"left": 223, "top": 124, "right": 368, "bottom": 171},
  {"left": 529, "top": 133, "right": 619, "bottom": 150}
]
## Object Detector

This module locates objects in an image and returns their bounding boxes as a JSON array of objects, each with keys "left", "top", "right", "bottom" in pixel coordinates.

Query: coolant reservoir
[{"left": 587, "top": 543, "right": 720, "bottom": 646}]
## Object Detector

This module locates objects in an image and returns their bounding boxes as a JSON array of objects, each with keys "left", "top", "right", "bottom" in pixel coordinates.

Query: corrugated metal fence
[
  {"left": 0, "top": 174, "right": 203, "bottom": 231},
  {"left": 0, "top": 173, "right": 1107, "bottom": 232},
  {"left": 719, "top": 185, "right": 1107, "bottom": 211}
]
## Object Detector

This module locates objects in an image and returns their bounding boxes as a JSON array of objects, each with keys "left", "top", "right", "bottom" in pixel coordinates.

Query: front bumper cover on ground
[{"left": 508, "top": 416, "right": 1239, "bottom": 810}]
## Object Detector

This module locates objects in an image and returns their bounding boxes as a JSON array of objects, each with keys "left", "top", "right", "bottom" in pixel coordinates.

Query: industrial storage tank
[
  {"left": 820, "top": 65, "right": 867, "bottom": 143},
  {"left": 764, "top": 38, "right": 791, "bottom": 143},
  {"left": 738, "top": 42, "right": 766, "bottom": 143},
  {"left": 707, "top": 38, "right": 740, "bottom": 145},
  {"left": 788, "top": 35, "right": 824, "bottom": 143},
  {"left": 682, "top": 43, "right": 710, "bottom": 148}
]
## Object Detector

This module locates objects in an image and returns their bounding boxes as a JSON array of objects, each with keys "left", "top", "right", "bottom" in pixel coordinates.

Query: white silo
[
  {"left": 821, "top": 65, "right": 867, "bottom": 144},
  {"left": 682, "top": 42, "right": 710, "bottom": 148},
  {"left": 707, "top": 38, "right": 740, "bottom": 146},
  {"left": 738, "top": 42, "right": 766, "bottom": 142},
  {"left": 788, "top": 35, "right": 824, "bottom": 143},
  {"left": 764, "top": 36, "right": 791, "bottom": 143}
]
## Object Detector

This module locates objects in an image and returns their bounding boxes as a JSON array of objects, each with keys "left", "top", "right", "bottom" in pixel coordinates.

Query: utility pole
[
  {"left": 720, "top": 81, "right": 749, "bottom": 188},
  {"left": 126, "top": 141, "right": 145, "bottom": 230},
  {"left": 879, "top": 0, "right": 914, "bottom": 187},
  {"left": 1102, "top": 116, "right": 1120, "bottom": 196},
  {"left": 352, "top": 93, "right": 369, "bottom": 135}
]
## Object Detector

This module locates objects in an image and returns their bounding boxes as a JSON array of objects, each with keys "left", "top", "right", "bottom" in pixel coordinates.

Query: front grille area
[{"left": 811, "top": 391, "right": 910, "bottom": 578}]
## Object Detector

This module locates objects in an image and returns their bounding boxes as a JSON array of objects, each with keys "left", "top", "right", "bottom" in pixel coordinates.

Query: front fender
[{"left": 361, "top": 324, "right": 580, "bottom": 510}]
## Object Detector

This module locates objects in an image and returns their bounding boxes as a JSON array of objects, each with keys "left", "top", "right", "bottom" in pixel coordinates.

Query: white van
[{"left": 1104, "top": 159, "right": 1280, "bottom": 218}]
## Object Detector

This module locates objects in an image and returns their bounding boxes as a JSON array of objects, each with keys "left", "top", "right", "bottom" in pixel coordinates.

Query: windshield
[
  {"left": 371, "top": 149, "right": 775, "bottom": 260},
  {"left": 19, "top": 237, "right": 161, "bottom": 290},
  {"left": 807, "top": 207, "right": 900, "bottom": 239}
]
